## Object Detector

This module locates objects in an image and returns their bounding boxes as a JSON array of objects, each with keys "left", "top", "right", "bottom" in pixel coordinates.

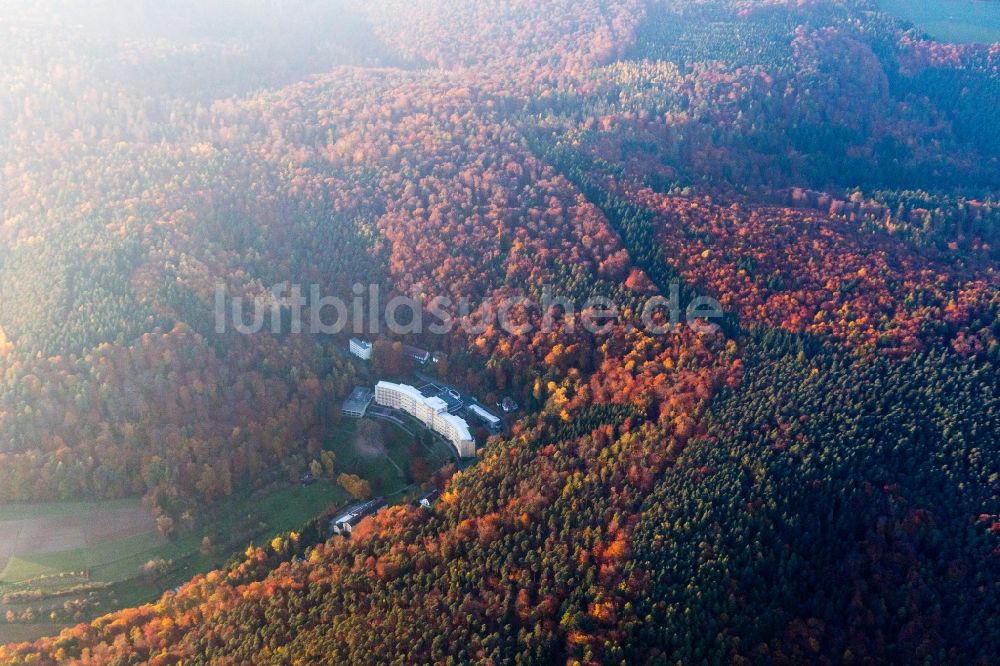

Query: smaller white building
[
  {"left": 468, "top": 404, "right": 501, "bottom": 429},
  {"left": 349, "top": 338, "right": 373, "bottom": 361}
]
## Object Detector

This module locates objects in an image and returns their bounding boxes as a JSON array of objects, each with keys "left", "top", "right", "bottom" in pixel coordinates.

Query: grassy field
[
  {"left": 0, "top": 481, "right": 350, "bottom": 645},
  {"left": 326, "top": 417, "right": 456, "bottom": 496},
  {"left": 0, "top": 482, "right": 348, "bottom": 586},
  {"left": 0, "top": 411, "right": 448, "bottom": 646},
  {"left": 0, "top": 500, "right": 156, "bottom": 583},
  {"left": 0, "top": 498, "right": 140, "bottom": 522},
  {"left": 878, "top": 0, "right": 1000, "bottom": 43}
]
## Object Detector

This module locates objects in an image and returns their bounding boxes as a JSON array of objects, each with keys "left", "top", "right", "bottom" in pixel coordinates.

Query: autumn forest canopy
[{"left": 0, "top": 0, "right": 999, "bottom": 663}]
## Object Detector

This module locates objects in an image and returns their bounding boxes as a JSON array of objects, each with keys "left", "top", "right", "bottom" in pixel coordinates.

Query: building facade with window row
[
  {"left": 375, "top": 381, "right": 475, "bottom": 457},
  {"left": 349, "top": 338, "right": 373, "bottom": 360}
]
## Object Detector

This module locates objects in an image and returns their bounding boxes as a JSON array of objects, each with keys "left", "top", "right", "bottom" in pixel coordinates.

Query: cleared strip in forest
[{"left": 526, "top": 134, "right": 740, "bottom": 337}]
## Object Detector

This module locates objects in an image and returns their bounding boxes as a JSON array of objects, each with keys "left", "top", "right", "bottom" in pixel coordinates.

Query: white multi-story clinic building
[
  {"left": 375, "top": 381, "right": 475, "bottom": 458},
  {"left": 349, "top": 338, "right": 373, "bottom": 361}
]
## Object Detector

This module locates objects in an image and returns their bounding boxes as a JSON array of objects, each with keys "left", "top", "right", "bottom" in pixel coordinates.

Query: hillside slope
[{"left": 1, "top": 0, "right": 999, "bottom": 664}]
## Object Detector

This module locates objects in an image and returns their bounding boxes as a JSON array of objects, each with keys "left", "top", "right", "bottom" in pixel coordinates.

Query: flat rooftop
[
  {"left": 418, "top": 382, "right": 465, "bottom": 412},
  {"left": 468, "top": 404, "right": 501, "bottom": 425},
  {"left": 342, "top": 386, "right": 375, "bottom": 414}
]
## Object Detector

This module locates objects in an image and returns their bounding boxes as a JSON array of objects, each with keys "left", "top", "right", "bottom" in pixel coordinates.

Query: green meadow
[
  {"left": 0, "top": 481, "right": 350, "bottom": 645},
  {"left": 0, "top": 414, "right": 443, "bottom": 645}
]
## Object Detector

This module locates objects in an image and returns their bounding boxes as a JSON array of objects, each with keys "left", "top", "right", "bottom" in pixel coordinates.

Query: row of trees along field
[{"left": 4, "top": 332, "right": 997, "bottom": 664}]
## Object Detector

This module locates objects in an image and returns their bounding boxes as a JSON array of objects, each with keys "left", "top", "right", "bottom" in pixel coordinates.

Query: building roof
[
  {"left": 426, "top": 395, "right": 449, "bottom": 412},
  {"left": 378, "top": 381, "right": 441, "bottom": 408},
  {"left": 330, "top": 498, "right": 385, "bottom": 527},
  {"left": 417, "top": 489, "right": 442, "bottom": 506},
  {"left": 377, "top": 381, "right": 474, "bottom": 453},
  {"left": 439, "top": 392, "right": 463, "bottom": 411},
  {"left": 437, "top": 411, "right": 473, "bottom": 442},
  {"left": 348, "top": 386, "right": 372, "bottom": 400},
  {"left": 420, "top": 384, "right": 464, "bottom": 410},
  {"left": 468, "top": 404, "right": 501, "bottom": 425},
  {"left": 378, "top": 381, "right": 450, "bottom": 413},
  {"left": 330, "top": 502, "right": 366, "bottom": 525},
  {"left": 342, "top": 386, "right": 375, "bottom": 415},
  {"left": 402, "top": 344, "right": 430, "bottom": 360},
  {"left": 350, "top": 337, "right": 373, "bottom": 349}
]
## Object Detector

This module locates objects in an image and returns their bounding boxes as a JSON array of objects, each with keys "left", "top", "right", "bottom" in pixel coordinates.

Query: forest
[{"left": 0, "top": 0, "right": 998, "bottom": 663}]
